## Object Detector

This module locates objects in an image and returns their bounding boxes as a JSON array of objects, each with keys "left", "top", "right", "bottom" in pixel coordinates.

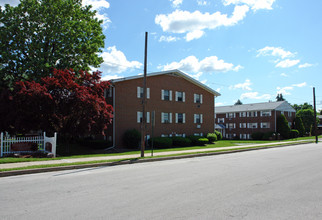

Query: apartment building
[
  {"left": 105, "top": 70, "right": 221, "bottom": 147},
  {"left": 215, "top": 101, "right": 296, "bottom": 139}
]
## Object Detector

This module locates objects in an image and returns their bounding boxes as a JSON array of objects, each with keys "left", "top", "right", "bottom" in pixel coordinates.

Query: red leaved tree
[{"left": 1, "top": 69, "right": 113, "bottom": 139}]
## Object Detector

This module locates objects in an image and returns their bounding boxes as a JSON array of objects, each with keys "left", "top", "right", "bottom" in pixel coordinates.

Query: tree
[
  {"left": 292, "top": 102, "right": 313, "bottom": 112},
  {"left": 234, "top": 99, "right": 243, "bottom": 105},
  {"left": 296, "top": 109, "right": 318, "bottom": 135},
  {"left": 1, "top": 69, "right": 113, "bottom": 139},
  {"left": 294, "top": 115, "right": 305, "bottom": 137},
  {"left": 0, "top": 0, "right": 105, "bottom": 89},
  {"left": 276, "top": 93, "right": 285, "bottom": 101},
  {"left": 276, "top": 114, "right": 290, "bottom": 139}
]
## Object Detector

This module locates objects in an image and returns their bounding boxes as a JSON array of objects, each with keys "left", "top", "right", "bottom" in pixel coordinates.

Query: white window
[
  {"left": 175, "top": 91, "right": 185, "bottom": 102},
  {"left": 137, "top": 87, "right": 150, "bottom": 99},
  {"left": 288, "top": 111, "right": 292, "bottom": 117},
  {"left": 161, "top": 112, "right": 172, "bottom": 123},
  {"left": 240, "top": 134, "right": 247, "bottom": 140},
  {"left": 260, "top": 122, "right": 270, "bottom": 128},
  {"left": 194, "top": 94, "right": 203, "bottom": 104},
  {"left": 240, "top": 112, "right": 247, "bottom": 117},
  {"left": 240, "top": 123, "right": 247, "bottom": 128},
  {"left": 137, "top": 111, "right": 150, "bottom": 123},
  {"left": 226, "top": 123, "right": 235, "bottom": 129},
  {"left": 260, "top": 110, "right": 271, "bottom": 117},
  {"left": 194, "top": 114, "right": 203, "bottom": 124},
  {"left": 218, "top": 118, "right": 225, "bottom": 123},
  {"left": 226, "top": 113, "right": 236, "bottom": 118},
  {"left": 247, "top": 123, "right": 258, "bottom": 128},
  {"left": 161, "top": 89, "right": 172, "bottom": 101},
  {"left": 175, "top": 113, "right": 186, "bottom": 123},
  {"left": 247, "top": 111, "right": 258, "bottom": 117}
]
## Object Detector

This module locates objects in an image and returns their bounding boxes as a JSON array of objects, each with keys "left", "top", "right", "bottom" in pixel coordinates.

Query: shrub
[
  {"left": 262, "top": 132, "right": 275, "bottom": 140},
  {"left": 277, "top": 114, "right": 291, "bottom": 139},
  {"left": 123, "top": 129, "right": 141, "bottom": 149},
  {"left": 150, "top": 137, "right": 173, "bottom": 148},
  {"left": 206, "top": 133, "right": 217, "bottom": 143},
  {"left": 214, "top": 130, "right": 223, "bottom": 140},
  {"left": 172, "top": 137, "right": 192, "bottom": 147},
  {"left": 251, "top": 132, "right": 264, "bottom": 140},
  {"left": 188, "top": 136, "right": 209, "bottom": 146},
  {"left": 290, "top": 129, "right": 299, "bottom": 138},
  {"left": 78, "top": 138, "right": 112, "bottom": 149}
]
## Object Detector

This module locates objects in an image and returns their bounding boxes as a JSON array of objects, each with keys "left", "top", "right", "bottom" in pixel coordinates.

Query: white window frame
[
  {"left": 239, "top": 123, "right": 247, "bottom": 128},
  {"left": 161, "top": 112, "right": 172, "bottom": 123},
  {"left": 247, "top": 123, "right": 258, "bottom": 128},
  {"left": 240, "top": 112, "right": 247, "bottom": 117},
  {"left": 175, "top": 91, "right": 185, "bottom": 102},
  {"left": 194, "top": 114, "right": 203, "bottom": 124},
  {"left": 260, "top": 122, "right": 270, "bottom": 128},
  {"left": 218, "top": 118, "right": 225, "bottom": 123},
  {"left": 137, "top": 87, "right": 150, "bottom": 99},
  {"left": 137, "top": 111, "right": 150, "bottom": 123},
  {"left": 161, "top": 89, "right": 172, "bottom": 101},
  {"left": 194, "top": 94, "right": 203, "bottom": 104},
  {"left": 175, "top": 113, "right": 186, "bottom": 124},
  {"left": 260, "top": 110, "right": 271, "bottom": 117}
]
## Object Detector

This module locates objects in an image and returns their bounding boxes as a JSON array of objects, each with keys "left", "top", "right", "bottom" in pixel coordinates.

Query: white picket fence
[{"left": 0, "top": 132, "right": 57, "bottom": 157}]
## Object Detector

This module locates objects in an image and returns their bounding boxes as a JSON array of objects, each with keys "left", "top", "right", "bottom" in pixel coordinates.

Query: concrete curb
[{"left": 0, "top": 141, "right": 313, "bottom": 177}]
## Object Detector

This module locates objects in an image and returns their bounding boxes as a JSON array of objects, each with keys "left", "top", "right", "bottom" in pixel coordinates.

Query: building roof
[
  {"left": 109, "top": 69, "right": 221, "bottom": 97},
  {"left": 215, "top": 101, "right": 296, "bottom": 114}
]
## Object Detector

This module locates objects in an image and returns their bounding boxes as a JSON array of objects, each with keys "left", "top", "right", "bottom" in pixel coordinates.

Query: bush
[
  {"left": 206, "top": 133, "right": 217, "bottom": 143},
  {"left": 251, "top": 132, "right": 264, "bottom": 140},
  {"left": 78, "top": 138, "right": 112, "bottom": 149},
  {"left": 172, "top": 137, "right": 192, "bottom": 147},
  {"left": 277, "top": 114, "right": 291, "bottom": 139},
  {"left": 123, "top": 129, "right": 141, "bottom": 149},
  {"left": 290, "top": 129, "right": 299, "bottom": 138},
  {"left": 214, "top": 130, "right": 223, "bottom": 140},
  {"left": 262, "top": 132, "right": 275, "bottom": 140},
  {"left": 150, "top": 137, "right": 173, "bottom": 148},
  {"left": 188, "top": 136, "right": 209, "bottom": 146}
]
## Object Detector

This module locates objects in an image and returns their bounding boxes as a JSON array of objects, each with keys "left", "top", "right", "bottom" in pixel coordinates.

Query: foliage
[
  {"left": 172, "top": 136, "right": 192, "bottom": 147},
  {"left": 150, "top": 137, "right": 173, "bottom": 148},
  {"left": 296, "top": 109, "right": 318, "bottom": 134},
  {"left": 123, "top": 129, "right": 141, "bottom": 149},
  {"left": 292, "top": 103, "right": 313, "bottom": 112},
  {"left": 290, "top": 129, "right": 299, "bottom": 138},
  {"left": 206, "top": 133, "right": 217, "bottom": 143},
  {"left": 262, "top": 132, "right": 276, "bottom": 140},
  {"left": 0, "top": 0, "right": 105, "bottom": 89},
  {"left": 234, "top": 99, "right": 243, "bottom": 105},
  {"left": 0, "top": 69, "right": 113, "bottom": 139},
  {"left": 214, "top": 130, "right": 223, "bottom": 140},
  {"left": 77, "top": 138, "right": 112, "bottom": 149},
  {"left": 251, "top": 132, "right": 264, "bottom": 140},
  {"left": 276, "top": 93, "right": 285, "bottom": 101},
  {"left": 276, "top": 114, "right": 290, "bottom": 139},
  {"left": 188, "top": 136, "right": 209, "bottom": 146},
  {"left": 294, "top": 115, "right": 305, "bottom": 137}
]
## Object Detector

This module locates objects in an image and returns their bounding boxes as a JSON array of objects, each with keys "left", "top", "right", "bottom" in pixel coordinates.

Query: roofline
[
  {"left": 215, "top": 101, "right": 295, "bottom": 112},
  {"left": 109, "top": 69, "right": 221, "bottom": 97}
]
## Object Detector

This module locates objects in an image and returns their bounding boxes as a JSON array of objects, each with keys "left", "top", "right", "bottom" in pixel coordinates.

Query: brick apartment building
[
  {"left": 105, "top": 69, "right": 221, "bottom": 147},
  {"left": 215, "top": 101, "right": 296, "bottom": 139}
]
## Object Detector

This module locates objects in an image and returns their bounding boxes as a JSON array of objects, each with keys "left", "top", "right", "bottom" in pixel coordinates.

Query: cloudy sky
[{"left": 1, "top": 0, "right": 322, "bottom": 109}]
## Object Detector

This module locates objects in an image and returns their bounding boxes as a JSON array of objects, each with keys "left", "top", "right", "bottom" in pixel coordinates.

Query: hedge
[
  {"left": 188, "top": 135, "right": 209, "bottom": 146},
  {"left": 150, "top": 137, "right": 173, "bottom": 148},
  {"left": 214, "top": 130, "right": 223, "bottom": 140},
  {"left": 172, "top": 136, "right": 192, "bottom": 147},
  {"left": 123, "top": 129, "right": 141, "bottom": 149},
  {"left": 206, "top": 133, "right": 217, "bottom": 143}
]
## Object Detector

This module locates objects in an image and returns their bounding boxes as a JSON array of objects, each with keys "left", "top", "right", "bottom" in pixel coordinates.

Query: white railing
[{"left": 0, "top": 132, "right": 57, "bottom": 157}]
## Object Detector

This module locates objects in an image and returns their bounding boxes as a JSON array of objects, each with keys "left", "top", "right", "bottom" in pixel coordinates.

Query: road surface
[{"left": 1, "top": 142, "right": 322, "bottom": 219}]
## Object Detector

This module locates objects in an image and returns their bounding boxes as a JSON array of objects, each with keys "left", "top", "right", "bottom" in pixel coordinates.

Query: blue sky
[{"left": 1, "top": 0, "right": 321, "bottom": 110}]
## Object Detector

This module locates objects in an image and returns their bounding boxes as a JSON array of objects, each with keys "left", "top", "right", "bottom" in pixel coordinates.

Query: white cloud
[
  {"left": 160, "top": 55, "right": 243, "bottom": 73},
  {"left": 82, "top": 0, "right": 111, "bottom": 27},
  {"left": 275, "top": 59, "right": 300, "bottom": 68},
  {"left": 299, "top": 63, "right": 313, "bottom": 68},
  {"left": 0, "top": 0, "right": 19, "bottom": 6},
  {"left": 155, "top": 5, "right": 249, "bottom": 40},
  {"left": 197, "top": 0, "right": 209, "bottom": 6},
  {"left": 280, "top": 73, "right": 289, "bottom": 77},
  {"left": 159, "top": 35, "right": 180, "bottom": 42},
  {"left": 223, "top": 0, "right": 276, "bottom": 11},
  {"left": 101, "top": 74, "right": 122, "bottom": 81},
  {"left": 276, "top": 86, "right": 293, "bottom": 95},
  {"left": 170, "top": 0, "right": 183, "bottom": 7},
  {"left": 185, "top": 30, "right": 205, "bottom": 41},
  {"left": 257, "top": 46, "right": 295, "bottom": 59},
  {"left": 292, "top": 82, "right": 307, "bottom": 87},
  {"left": 230, "top": 79, "right": 252, "bottom": 90},
  {"left": 240, "top": 92, "right": 271, "bottom": 100},
  {"left": 99, "top": 46, "right": 142, "bottom": 74}
]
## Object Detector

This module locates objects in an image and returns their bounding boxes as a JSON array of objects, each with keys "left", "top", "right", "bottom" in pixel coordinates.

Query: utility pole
[
  {"left": 141, "top": 32, "right": 148, "bottom": 157},
  {"left": 313, "top": 87, "right": 318, "bottom": 144}
]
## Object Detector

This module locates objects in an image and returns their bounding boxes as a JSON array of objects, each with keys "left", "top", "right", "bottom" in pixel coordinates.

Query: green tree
[
  {"left": 292, "top": 102, "right": 313, "bottom": 112},
  {"left": 296, "top": 109, "right": 318, "bottom": 135},
  {"left": 234, "top": 99, "right": 243, "bottom": 105},
  {"left": 276, "top": 114, "right": 290, "bottom": 139},
  {"left": 0, "top": 0, "right": 105, "bottom": 89},
  {"left": 294, "top": 115, "right": 305, "bottom": 137},
  {"left": 276, "top": 93, "right": 285, "bottom": 101}
]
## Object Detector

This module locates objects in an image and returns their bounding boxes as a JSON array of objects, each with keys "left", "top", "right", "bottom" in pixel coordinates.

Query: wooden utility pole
[
  {"left": 313, "top": 87, "right": 318, "bottom": 144},
  {"left": 141, "top": 32, "right": 148, "bottom": 157}
]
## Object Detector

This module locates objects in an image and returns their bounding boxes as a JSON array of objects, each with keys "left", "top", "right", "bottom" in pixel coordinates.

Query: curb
[{"left": 0, "top": 141, "right": 313, "bottom": 177}]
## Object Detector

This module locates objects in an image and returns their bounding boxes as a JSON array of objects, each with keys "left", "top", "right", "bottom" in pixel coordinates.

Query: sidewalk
[{"left": 0, "top": 139, "right": 314, "bottom": 170}]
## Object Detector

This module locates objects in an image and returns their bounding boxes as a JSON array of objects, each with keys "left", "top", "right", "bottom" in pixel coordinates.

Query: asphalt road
[{"left": 1, "top": 142, "right": 322, "bottom": 220}]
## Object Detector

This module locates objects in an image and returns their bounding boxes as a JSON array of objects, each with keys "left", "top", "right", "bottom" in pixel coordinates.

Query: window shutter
[
  {"left": 175, "top": 92, "right": 178, "bottom": 101},
  {"left": 234, "top": 113, "right": 236, "bottom": 118},
  {"left": 137, "top": 87, "right": 141, "bottom": 98},
  {"left": 161, "top": 112, "right": 164, "bottom": 123},
  {"left": 183, "top": 134, "right": 186, "bottom": 138},
  {"left": 200, "top": 114, "right": 203, "bottom": 123},
  {"left": 169, "top": 90, "right": 172, "bottom": 101},
  {"left": 147, "top": 112, "right": 150, "bottom": 123},
  {"left": 247, "top": 112, "right": 249, "bottom": 117},
  {"left": 194, "top": 94, "right": 196, "bottom": 103},
  {"left": 147, "top": 88, "right": 150, "bottom": 99},
  {"left": 226, "top": 113, "right": 228, "bottom": 118},
  {"left": 233, "top": 123, "right": 236, "bottom": 128},
  {"left": 183, "top": 113, "right": 186, "bottom": 123},
  {"left": 169, "top": 113, "right": 172, "bottom": 123},
  {"left": 161, "top": 90, "right": 164, "bottom": 100},
  {"left": 200, "top": 94, "right": 203, "bottom": 104},
  {"left": 175, "top": 113, "right": 178, "bottom": 123},
  {"left": 183, "top": 92, "right": 185, "bottom": 102},
  {"left": 137, "top": 112, "right": 141, "bottom": 123},
  {"left": 255, "top": 111, "right": 257, "bottom": 117},
  {"left": 194, "top": 114, "right": 197, "bottom": 123}
]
